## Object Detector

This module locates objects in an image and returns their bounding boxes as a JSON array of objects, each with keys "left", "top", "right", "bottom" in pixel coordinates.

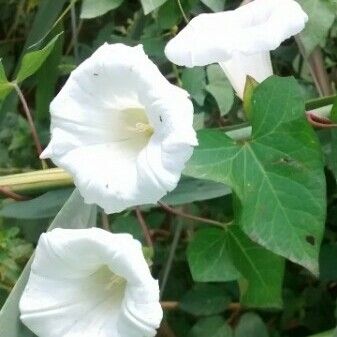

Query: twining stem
[
  {"left": 135, "top": 207, "right": 153, "bottom": 247},
  {"left": 13, "top": 83, "right": 47, "bottom": 169},
  {"left": 226, "top": 104, "right": 332, "bottom": 141},
  {"left": 101, "top": 212, "right": 110, "bottom": 231},
  {"left": 70, "top": 3, "right": 79, "bottom": 64},
  {"left": 176, "top": 0, "right": 189, "bottom": 24},
  {"left": 158, "top": 201, "right": 227, "bottom": 228},
  {"left": 0, "top": 186, "right": 28, "bottom": 201},
  {"left": 309, "top": 47, "right": 333, "bottom": 96},
  {"left": 66, "top": 20, "right": 83, "bottom": 56},
  {"left": 172, "top": 64, "right": 182, "bottom": 87},
  {"left": 296, "top": 35, "right": 333, "bottom": 97},
  {"left": 160, "top": 301, "right": 179, "bottom": 310},
  {"left": 160, "top": 301, "right": 241, "bottom": 311},
  {"left": 160, "top": 216, "right": 184, "bottom": 298}
]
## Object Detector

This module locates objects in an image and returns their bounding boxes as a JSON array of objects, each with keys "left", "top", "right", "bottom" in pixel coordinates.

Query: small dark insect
[
  {"left": 306, "top": 235, "right": 315, "bottom": 246},
  {"left": 93, "top": 73, "right": 99, "bottom": 76},
  {"left": 105, "top": 184, "right": 109, "bottom": 189},
  {"left": 159, "top": 115, "right": 163, "bottom": 122}
]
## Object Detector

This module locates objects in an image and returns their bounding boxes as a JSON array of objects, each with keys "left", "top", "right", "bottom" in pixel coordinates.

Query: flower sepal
[{"left": 243, "top": 75, "right": 259, "bottom": 121}]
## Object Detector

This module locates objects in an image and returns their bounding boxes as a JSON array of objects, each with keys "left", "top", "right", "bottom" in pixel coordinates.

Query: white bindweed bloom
[
  {"left": 41, "top": 43, "right": 197, "bottom": 213},
  {"left": 165, "top": 0, "right": 308, "bottom": 99},
  {"left": 20, "top": 228, "right": 163, "bottom": 337}
]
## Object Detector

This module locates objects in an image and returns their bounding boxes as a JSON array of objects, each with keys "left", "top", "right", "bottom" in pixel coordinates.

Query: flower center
[
  {"left": 105, "top": 273, "right": 127, "bottom": 291},
  {"left": 122, "top": 107, "right": 154, "bottom": 138},
  {"left": 132, "top": 122, "right": 154, "bottom": 135}
]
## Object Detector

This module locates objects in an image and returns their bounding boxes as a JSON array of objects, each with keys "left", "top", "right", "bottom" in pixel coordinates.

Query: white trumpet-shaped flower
[
  {"left": 41, "top": 43, "right": 197, "bottom": 213},
  {"left": 20, "top": 228, "right": 163, "bottom": 337},
  {"left": 165, "top": 0, "right": 308, "bottom": 98}
]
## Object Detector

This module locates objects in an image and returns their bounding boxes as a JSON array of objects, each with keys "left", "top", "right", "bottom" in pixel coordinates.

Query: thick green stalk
[{"left": 0, "top": 168, "right": 72, "bottom": 195}]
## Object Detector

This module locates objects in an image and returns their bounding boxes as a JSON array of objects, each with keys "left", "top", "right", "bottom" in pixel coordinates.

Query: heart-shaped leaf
[{"left": 185, "top": 76, "right": 326, "bottom": 275}]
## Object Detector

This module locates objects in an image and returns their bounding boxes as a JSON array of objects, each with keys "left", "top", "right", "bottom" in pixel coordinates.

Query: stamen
[
  {"left": 127, "top": 122, "right": 154, "bottom": 135},
  {"left": 105, "top": 274, "right": 126, "bottom": 291},
  {"left": 135, "top": 122, "right": 153, "bottom": 133}
]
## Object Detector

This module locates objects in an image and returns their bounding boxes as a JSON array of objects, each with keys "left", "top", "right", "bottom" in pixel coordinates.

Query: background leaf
[
  {"left": 234, "top": 313, "right": 269, "bottom": 337},
  {"left": 206, "top": 64, "right": 234, "bottom": 116},
  {"left": 201, "top": 0, "right": 225, "bottom": 12},
  {"left": 297, "top": 0, "right": 335, "bottom": 54},
  {"left": 162, "top": 177, "right": 231, "bottom": 205},
  {"left": 16, "top": 33, "right": 62, "bottom": 83},
  {"left": 21, "top": 0, "right": 68, "bottom": 52},
  {"left": 180, "top": 283, "right": 231, "bottom": 316},
  {"left": 80, "top": 0, "right": 124, "bottom": 19},
  {"left": 182, "top": 68, "right": 207, "bottom": 106},
  {"left": 0, "top": 189, "right": 73, "bottom": 219},
  {"left": 188, "top": 316, "right": 233, "bottom": 337},
  {"left": 140, "top": 0, "right": 168, "bottom": 14}
]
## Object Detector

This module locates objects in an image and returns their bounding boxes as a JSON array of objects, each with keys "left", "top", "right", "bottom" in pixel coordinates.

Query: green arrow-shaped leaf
[
  {"left": 16, "top": 33, "right": 62, "bottom": 83},
  {"left": 188, "top": 227, "right": 284, "bottom": 308},
  {"left": 185, "top": 76, "right": 325, "bottom": 275}
]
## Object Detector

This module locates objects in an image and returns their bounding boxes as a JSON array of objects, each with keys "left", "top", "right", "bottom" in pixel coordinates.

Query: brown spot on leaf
[{"left": 306, "top": 235, "right": 315, "bottom": 246}]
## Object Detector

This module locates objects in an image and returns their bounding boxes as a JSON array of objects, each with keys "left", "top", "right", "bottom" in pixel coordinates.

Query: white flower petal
[
  {"left": 219, "top": 51, "right": 273, "bottom": 99},
  {"left": 165, "top": 0, "right": 308, "bottom": 67},
  {"left": 20, "top": 228, "right": 163, "bottom": 337},
  {"left": 164, "top": 0, "right": 308, "bottom": 98},
  {"left": 42, "top": 43, "right": 197, "bottom": 213}
]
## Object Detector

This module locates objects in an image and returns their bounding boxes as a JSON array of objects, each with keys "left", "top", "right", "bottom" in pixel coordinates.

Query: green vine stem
[
  {"left": 305, "top": 95, "right": 336, "bottom": 110},
  {"left": 0, "top": 104, "right": 332, "bottom": 198}
]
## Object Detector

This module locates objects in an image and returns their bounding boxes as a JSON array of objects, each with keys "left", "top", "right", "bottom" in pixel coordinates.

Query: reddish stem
[
  {"left": 306, "top": 111, "right": 337, "bottom": 128},
  {"left": 158, "top": 201, "right": 226, "bottom": 228},
  {"left": 135, "top": 207, "right": 153, "bottom": 247},
  {"left": 0, "top": 186, "right": 29, "bottom": 201},
  {"left": 14, "top": 83, "right": 47, "bottom": 169}
]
